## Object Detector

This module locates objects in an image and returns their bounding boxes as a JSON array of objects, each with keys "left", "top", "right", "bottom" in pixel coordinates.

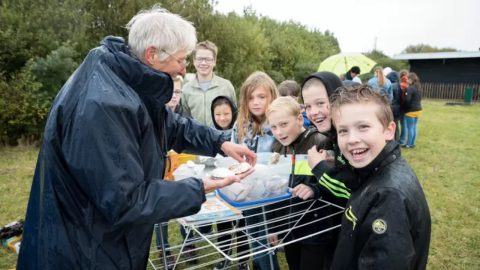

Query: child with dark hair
[
  {"left": 210, "top": 95, "right": 247, "bottom": 270},
  {"left": 328, "top": 85, "right": 430, "bottom": 269},
  {"left": 278, "top": 80, "right": 311, "bottom": 128},
  {"left": 211, "top": 95, "right": 238, "bottom": 140}
]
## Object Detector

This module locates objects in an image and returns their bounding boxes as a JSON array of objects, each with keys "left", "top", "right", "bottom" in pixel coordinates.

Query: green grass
[{"left": 1, "top": 100, "right": 479, "bottom": 269}]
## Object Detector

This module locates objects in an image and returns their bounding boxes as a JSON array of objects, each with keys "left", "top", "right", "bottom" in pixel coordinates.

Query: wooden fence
[{"left": 421, "top": 83, "right": 479, "bottom": 102}]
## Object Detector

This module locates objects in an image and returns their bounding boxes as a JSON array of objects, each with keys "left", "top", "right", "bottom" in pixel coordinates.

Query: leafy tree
[
  {"left": 403, "top": 44, "right": 457, "bottom": 53},
  {"left": 0, "top": 71, "right": 45, "bottom": 145},
  {"left": 203, "top": 13, "right": 271, "bottom": 89},
  {"left": 27, "top": 43, "right": 80, "bottom": 96},
  {"left": 0, "top": 0, "right": 85, "bottom": 76}
]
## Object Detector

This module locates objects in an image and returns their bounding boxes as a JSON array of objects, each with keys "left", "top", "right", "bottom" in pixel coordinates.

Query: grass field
[{"left": 1, "top": 100, "right": 479, "bottom": 269}]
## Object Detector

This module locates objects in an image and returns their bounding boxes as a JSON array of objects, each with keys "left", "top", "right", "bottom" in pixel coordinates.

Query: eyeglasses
[
  {"left": 173, "top": 90, "right": 182, "bottom": 95},
  {"left": 160, "top": 49, "right": 189, "bottom": 67},
  {"left": 194, "top": 57, "right": 215, "bottom": 63}
]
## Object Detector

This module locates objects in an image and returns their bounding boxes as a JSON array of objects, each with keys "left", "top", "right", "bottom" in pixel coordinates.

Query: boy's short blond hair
[
  {"left": 266, "top": 96, "right": 301, "bottom": 118},
  {"left": 330, "top": 85, "right": 393, "bottom": 128},
  {"left": 192, "top": 40, "right": 218, "bottom": 60}
]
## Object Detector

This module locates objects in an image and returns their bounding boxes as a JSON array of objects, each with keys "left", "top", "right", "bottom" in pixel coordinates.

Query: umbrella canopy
[{"left": 318, "top": 53, "right": 377, "bottom": 76}]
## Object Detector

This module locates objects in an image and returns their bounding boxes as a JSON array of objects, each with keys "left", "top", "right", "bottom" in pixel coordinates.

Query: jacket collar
[
  {"left": 99, "top": 36, "right": 173, "bottom": 106},
  {"left": 348, "top": 140, "right": 401, "bottom": 190}
]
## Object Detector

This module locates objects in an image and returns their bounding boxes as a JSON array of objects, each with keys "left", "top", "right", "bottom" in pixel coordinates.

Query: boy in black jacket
[
  {"left": 329, "top": 85, "right": 431, "bottom": 269},
  {"left": 266, "top": 96, "right": 334, "bottom": 270}
]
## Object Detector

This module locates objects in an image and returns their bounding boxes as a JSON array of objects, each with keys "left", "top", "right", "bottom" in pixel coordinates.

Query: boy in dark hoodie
[
  {"left": 210, "top": 96, "right": 249, "bottom": 270},
  {"left": 288, "top": 71, "right": 357, "bottom": 269},
  {"left": 211, "top": 95, "right": 238, "bottom": 140}
]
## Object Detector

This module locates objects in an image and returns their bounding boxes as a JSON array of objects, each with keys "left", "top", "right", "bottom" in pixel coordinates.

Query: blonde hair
[
  {"left": 374, "top": 66, "right": 385, "bottom": 87},
  {"left": 193, "top": 40, "right": 218, "bottom": 60},
  {"left": 236, "top": 71, "right": 278, "bottom": 142},
  {"left": 266, "top": 96, "right": 301, "bottom": 118},
  {"left": 330, "top": 85, "right": 393, "bottom": 129}
]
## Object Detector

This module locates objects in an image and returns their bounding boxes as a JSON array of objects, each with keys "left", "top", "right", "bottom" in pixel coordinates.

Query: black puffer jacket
[
  {"left": 404, "top": 85, "right": 422, "bottom": 113},
  {"left": 331, "top": 141, "right": 431, "bottom": 270},
  {"left": 18, "top": 36, "right": 227, "bottom": 270}
]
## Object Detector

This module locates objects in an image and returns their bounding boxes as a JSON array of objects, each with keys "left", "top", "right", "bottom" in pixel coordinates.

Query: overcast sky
[{"left": 214, "top": 0, "right": 480, "bottom": 57}]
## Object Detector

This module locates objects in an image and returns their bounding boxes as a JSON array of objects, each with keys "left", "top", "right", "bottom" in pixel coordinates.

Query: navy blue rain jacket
[{"left": 17, "top": 36, "right": 227, "bottom": 269}]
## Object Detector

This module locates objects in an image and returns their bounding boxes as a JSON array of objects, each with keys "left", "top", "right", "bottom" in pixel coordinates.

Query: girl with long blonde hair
[
  {"left": 231, "top": 71, "right": 281, "bottom": 270},
  {"left": 368, "top": 66, "right": 393, "bottom": 101},
  {"left": 232, "top": 71, "right": 279, "bottom": 152}
]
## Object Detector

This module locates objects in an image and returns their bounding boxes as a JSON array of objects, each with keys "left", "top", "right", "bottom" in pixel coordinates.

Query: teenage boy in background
[{"left": 182, "top": 40, "right": 236, "bottom": 126}]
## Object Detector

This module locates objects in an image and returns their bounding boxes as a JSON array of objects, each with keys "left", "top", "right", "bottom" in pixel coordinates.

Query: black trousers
[
  {"left": 216, "top": 218, "right": 249, "bottom": 263},
  {"left": 284, "top": 242, "right": 334, "bottom": 270}
]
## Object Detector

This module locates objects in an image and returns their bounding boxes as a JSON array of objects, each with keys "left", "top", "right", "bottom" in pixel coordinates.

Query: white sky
[{"left": 214, "top": 0, "right": 480, "bottom": 57}]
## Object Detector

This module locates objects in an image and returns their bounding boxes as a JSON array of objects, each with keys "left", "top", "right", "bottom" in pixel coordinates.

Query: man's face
[
  {"left": 193, "top": 49, "right": 216, "bottom": 78},
  {"left": 151, "top": 49, "right": 188, "bottom": 77},
  {"left": 302, "top": 84, "right": 331, "bottom": 133},
  {"left": 333, "top": 102, "right": 395, "bottom": 168},
  {"left": 268, "top": 110, "right": 304, "bottom": 146}
]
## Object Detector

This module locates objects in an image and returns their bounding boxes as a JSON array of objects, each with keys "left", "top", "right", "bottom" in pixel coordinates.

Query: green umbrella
[{"left": 318, "top": 53, "right": 377, "bottom": 76}]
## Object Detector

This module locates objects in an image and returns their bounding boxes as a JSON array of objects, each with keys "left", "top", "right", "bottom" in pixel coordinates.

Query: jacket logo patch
[
  {"left": 345, "top": 206, "right": 357, "bottom": 231},
  {"left": 372, "top": 219, "right": 387, "bottom": 234}
]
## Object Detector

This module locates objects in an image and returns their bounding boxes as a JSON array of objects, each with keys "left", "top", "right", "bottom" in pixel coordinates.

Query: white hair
[{"left": 126, "top": 5, "right": 197, "bottom": 62}]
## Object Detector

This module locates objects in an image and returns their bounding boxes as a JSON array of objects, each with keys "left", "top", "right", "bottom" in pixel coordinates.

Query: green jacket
[{"left": 181, "top": 74, "right": 236, "bottom": 126}]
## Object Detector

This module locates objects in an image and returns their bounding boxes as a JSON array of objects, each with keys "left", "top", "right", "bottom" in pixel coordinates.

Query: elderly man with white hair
[{"left": 17, "top": 5, "right": 255, "bottom": 270}]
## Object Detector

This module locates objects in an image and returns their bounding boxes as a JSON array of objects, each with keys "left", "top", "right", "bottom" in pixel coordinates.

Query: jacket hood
[
  {"left": 210, "top": 95, "right": 238, "bottom": 130},
  {"left": 301, "top": 71, "right": 343, "bottom": 98},
  {"left": 100, "top": 36, "right": 173, "bottom": 107}
]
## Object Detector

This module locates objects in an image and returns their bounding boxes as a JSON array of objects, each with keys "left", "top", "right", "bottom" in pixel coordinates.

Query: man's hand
[
  {"left": 292, "top": 184, "right": 314, "bottom": 200},
  {"left": 202, "top": 168, "right": 254, "bottom": 193},
  {"left": 307, "top": 146, "right": 327, "bottom": 169},
  {"left": 220, "top": 141, "right": 256, "bottom": 166}
]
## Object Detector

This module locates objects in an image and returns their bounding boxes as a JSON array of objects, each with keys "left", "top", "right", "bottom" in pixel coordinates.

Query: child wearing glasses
[{"left": 181, "top": 40, "right": 237, "bottom": 126}]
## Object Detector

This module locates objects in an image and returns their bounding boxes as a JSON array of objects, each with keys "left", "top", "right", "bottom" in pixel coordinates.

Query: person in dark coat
[
  {"left": 329, "top": 85, "right": 431, "bottom": 270},
  {"left": 17, "top": 6, "right": 256, "bottom": 270},
  {"left": 400, "top": 72, "right": 423, "bottom": 148}
]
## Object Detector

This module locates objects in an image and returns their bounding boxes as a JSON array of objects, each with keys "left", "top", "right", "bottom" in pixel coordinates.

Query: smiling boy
[
  {"left": 181, "top": 41, "right": 236, "bottom": 126},
  {"left": 329, "top": 85, "right": 431, "bottom": 270},
  {"left": 266, "top": 96, "right": 334, "bottom": 270}
]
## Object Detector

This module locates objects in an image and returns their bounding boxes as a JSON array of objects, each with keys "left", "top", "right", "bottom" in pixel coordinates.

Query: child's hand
[
  {"left": 268, "top": 234, "right": 279, "bottom": 246},
  {"left": 292, "top": 184, "right": 314, "bottom": 200},
  {"left": 307, "top": 145, "right": 327, "bottom": 169}
]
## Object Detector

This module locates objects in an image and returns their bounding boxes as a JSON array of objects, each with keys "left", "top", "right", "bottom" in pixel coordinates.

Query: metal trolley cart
[{"left": 147, "top": 195, "right": 344, "bottom": 270}]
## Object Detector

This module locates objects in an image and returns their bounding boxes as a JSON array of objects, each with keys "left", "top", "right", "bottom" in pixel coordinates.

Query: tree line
[{"left": 0, "top": 0, "right": 450, "bottom": 145}]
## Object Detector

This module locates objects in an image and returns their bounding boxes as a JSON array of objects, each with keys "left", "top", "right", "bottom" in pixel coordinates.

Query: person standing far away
[
  {"left": 16, "top": 5, "right": 256, "bottom": 270},
  {"left": 350, "top": 66, "right": 362, "bottom": 84},
  {"left": 368, "top": 66, "right": 393, "bottom": 102},
  {"left": 182, "top": 40, "right": 236, "bottom": 126},
  {"left": 400, "top": 72, "right": 423, "bottom": 148}
]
